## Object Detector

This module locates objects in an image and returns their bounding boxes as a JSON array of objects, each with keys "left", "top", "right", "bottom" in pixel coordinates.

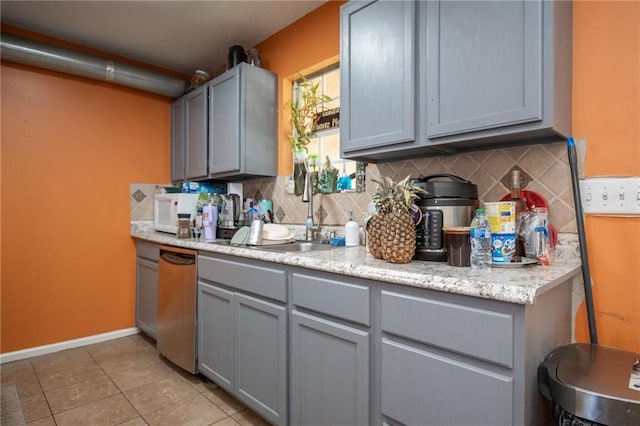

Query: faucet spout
[{"left": 302, "top": 164, "right": 321, "bottom": 241}]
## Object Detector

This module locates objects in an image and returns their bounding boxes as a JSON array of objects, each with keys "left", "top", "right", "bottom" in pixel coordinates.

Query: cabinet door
[
  {"left": 426, "top": 0, "right": 542, "bottom": 138},
  {"left": 197, "top": 282, "right": 234, "bottom": 392},
  {"left": 291, "top": 311, "right": 370, "bottom": 426},
  {"left": 209, "top": 69, "right": 241, "bottom": 175},
  {"left": 340, "top": 0, "right": 416, "bottom": 154},
  {"left": 380, "top": 339, "right": 513, "bottom": 425},
  {"left": 235, "top": 293, "right": 287, "bottom": 426},
  {"left": 170, "top": 99, "right": 185, "bottom": 182},
  {"left": 135, "top": 257, "right": 158, "bottom": 339},
  {"left": 184, "top": 85, "right": 208, "bottom": 179}
]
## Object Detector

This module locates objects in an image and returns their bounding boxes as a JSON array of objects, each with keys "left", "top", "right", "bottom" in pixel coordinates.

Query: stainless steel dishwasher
[{"left": 157, "top": 245, "right": 197, "bottom": 374}]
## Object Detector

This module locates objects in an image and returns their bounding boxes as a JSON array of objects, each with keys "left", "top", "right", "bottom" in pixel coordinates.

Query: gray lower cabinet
[
  {"left": 379, "top": 289, "right": 515, "bottom": 425},
  {"left": 290, "top": 272, "right": 370, "bottom": 426},
  {"left": 291, "top": 311, "right": 370, "bottom": 426},
  {"left": 208, "top": 63, "right": 277, "bottom": 180},
  {"left": 197, "top": 282, "right": 234, "bottom": 390},
  {"left": 197, "top": 253, "right": 287, "bottom": 426},
  {"left": 135, "top": 240, "right": 159, "bottom": 339},
  {"left": 340, "top": 0, "right": 572, "bottom": 161}
]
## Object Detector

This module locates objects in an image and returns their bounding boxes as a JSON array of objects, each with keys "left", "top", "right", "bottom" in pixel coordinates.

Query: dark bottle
[{"left": 510, "top": 170, "right": 527, "bottom": 257}]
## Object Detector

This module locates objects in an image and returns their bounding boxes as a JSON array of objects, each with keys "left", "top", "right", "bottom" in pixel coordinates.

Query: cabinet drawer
[
  {"left": 198, "top": 255, "right": 286, "bottom": 302},
  {"left": 292, "top": 273, "right": 370, "bottom": 326},
  {"left": 381, "top": 290, "right": 513, "bottom": 367},
  {"left": 136, "top": 240, "right": 159, "bottom": 262},
  {"left": 381, "top": 339, "right": 513, "bottom": 425}
]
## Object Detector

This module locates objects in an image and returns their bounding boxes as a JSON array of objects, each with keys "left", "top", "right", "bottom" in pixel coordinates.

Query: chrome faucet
[{"left": 302, "top": 165, "right": 322, "bottom": 241}]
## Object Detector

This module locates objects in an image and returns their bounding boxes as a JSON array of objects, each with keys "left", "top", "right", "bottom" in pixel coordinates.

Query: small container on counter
[
  {"left": 177, "top": 214, "right": 192, "bottom": 239},
  {"left": 248, "top": 219, "right": 263, "bottom": 245}
]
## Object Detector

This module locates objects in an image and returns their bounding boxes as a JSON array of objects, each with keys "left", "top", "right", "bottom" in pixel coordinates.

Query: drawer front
[
  {"left": 136, "top": 240, "right": 159, "bottom": 261},
  {"left": 292, "top": 273, "right": 370, "bottom": 326},
  {"left": 381, "top": 339, "right": 513, "bottom": 425},
  {"left": 198, "top": 255, "right": 286, "bottom": 302},
  {"left": 381, "top": 290, "right": 513, "bottom": 367}
]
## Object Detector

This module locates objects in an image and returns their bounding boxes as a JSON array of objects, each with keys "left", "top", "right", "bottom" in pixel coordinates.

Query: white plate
[{"left": 492, "top": 257, "right": 538, "bottom": 268}]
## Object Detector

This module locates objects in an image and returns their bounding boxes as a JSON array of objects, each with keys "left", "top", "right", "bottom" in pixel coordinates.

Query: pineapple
[{"left": 370, "top": 176, "right": 427, "bottom": 264}]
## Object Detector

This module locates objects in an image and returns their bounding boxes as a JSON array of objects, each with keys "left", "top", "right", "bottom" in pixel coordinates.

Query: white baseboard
[{"left": 0, "top": 327, "right": 140, "bottom": 364}]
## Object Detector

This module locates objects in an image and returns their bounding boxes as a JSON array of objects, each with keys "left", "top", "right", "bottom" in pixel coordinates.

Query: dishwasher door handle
[{"left": 160, "top": 251, "right": 195, "bottom": 265}]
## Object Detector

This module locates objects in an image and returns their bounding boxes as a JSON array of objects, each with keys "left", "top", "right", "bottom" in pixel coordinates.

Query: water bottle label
[{"left": 471, "top": 228, "right": 489, "bottom": 238}]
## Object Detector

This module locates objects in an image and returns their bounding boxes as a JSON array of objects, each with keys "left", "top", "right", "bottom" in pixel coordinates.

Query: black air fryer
[{"left": 413, "top": 174, "right": 478, "bottom": 261}]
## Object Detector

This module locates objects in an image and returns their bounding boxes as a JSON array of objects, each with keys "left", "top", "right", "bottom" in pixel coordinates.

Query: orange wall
[
  {"left": 572, "top": 0, "right": 640, "bottom": 352},
  {"left": 256, "top": 0, "right": 345, "bottom": 176},
  {"left": 1, "top": 63, "right": 171, "bottom": 352}
]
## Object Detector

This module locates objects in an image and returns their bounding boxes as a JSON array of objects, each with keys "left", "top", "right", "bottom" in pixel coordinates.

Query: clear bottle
[
  {"left": 470, "top": 208, "right": 492, "bottom": 270},
  {"left": 345, "top": 211, "right": 360, "bottom": 246},
  {"left": 510, "top": 170, "right": 527, "bottom": 256}
]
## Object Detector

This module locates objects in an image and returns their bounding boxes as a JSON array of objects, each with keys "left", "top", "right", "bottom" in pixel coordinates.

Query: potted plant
[{"left": 285, "top": 74, "right": 332, "bottom": 195}]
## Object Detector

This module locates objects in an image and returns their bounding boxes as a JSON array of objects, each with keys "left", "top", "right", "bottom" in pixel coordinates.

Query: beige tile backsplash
[
  {"left": 130, "top": 140, "right": 584, "bottom": 233},
  {"left": 242, "top": 141, "right": 583, "bottom": 233}
]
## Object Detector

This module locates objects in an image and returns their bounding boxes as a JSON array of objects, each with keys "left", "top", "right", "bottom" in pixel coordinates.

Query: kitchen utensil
[{"left": 413, "top": 174, "right": 479, "bottom": 261}]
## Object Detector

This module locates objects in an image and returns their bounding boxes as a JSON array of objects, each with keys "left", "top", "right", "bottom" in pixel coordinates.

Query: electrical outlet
[{"left": 579, "top": 177, "right": 640, "bottom": 215}]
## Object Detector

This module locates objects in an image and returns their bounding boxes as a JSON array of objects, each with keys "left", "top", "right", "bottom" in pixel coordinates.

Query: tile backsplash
[
  {"left": 130, "top": 141, "right": 584, "bottom": 233},
  {"left": 243, "top": 141, "right": 584, "bottom": 234}
]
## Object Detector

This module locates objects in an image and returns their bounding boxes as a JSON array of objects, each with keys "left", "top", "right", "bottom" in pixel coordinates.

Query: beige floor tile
[
  {"left": 35, "top": 362, "right": 105, "bottom": 392},
  {"left": 141, "top": 393, "right": 227, "bottom": 426},
  {"left": 26, "top": 416, "right": 56, "bottom": 426},
  {"left": 123, "top": 374, "right": 200, "bottom": 415},
  {"left": 117, "top": 416, "right": 149, "bottom": 426},
  {"left": 19, "top": 391, "right": 52, "bottom": 423},
  {"left": 108, "top": 358, "right": 175, "bottom": 392},
  {"left": 231, "top": 409, "right": 270, "bottom": 426},
  {"left": 53, "top": 393, "right": 138, "bottom": 426},
  {"left": 85, "top": 335, "right": 152, "bottom": 361},
  {"left": 212, "top": 417, "right": 240, "bottom": 426},
  {"left": 1, "top": 362, "right": 43, "bottom": 398},
  {"left": 95, "top": 346, "right": 164, "bottom": 375},
  {"left": 44, "top": 373, "right": 119, "bottom": 414},
  {"left": 30, "top": 348, "right": 92, "bottom": 371},
  {"left": 202, "top": 387, "right": 246, "bottom": 416}
]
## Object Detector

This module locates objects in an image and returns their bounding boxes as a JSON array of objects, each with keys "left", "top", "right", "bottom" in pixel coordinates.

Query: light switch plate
[{"left": 579, "top": 177, "right": 640, "bottom": 215}]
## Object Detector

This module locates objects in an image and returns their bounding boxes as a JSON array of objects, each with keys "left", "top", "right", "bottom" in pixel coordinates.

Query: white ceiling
[{"left": 0, "top": 0, "right": 327, "bottom": 75}]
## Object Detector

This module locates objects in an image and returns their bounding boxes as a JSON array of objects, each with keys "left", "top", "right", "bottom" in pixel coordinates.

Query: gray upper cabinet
[
  {"left": 184, "top": 85, "right": 208, "bottom": 180},
  {"left": 170, "top": 84, "right": 208, "bottom": 182},
  {"left": 208, "top": 63, "right": 277, "bottom": 180},
  {"left": 340, "top": 0, "right": 572, "bottom": 161},
  {"left": 340, "top": 0, "right": 417, "bottom": 156}
]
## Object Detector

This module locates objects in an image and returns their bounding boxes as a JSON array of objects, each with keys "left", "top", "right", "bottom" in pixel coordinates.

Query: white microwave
[{"left": 153, "top": 193, "right": 199, "bottom": 234}]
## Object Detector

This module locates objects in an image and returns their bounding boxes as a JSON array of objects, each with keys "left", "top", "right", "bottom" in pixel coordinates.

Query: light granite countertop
[{"left": 131, "top": 224, "right": 581, "bottom": 306}]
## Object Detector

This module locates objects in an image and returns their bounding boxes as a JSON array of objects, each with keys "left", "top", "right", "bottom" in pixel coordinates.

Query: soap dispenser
[{"left": 345, "top": 211, "right": 360, "bottom": 247}]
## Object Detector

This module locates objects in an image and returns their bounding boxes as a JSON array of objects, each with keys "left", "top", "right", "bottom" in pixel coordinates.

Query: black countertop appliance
[{"left": 413, "top": 174, "right": 478, "bottom": 261}]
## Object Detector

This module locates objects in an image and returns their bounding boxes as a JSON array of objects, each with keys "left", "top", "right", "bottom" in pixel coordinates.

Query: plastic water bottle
[{"left": 470, "top": 208, "right": 492, "bottom": 270}]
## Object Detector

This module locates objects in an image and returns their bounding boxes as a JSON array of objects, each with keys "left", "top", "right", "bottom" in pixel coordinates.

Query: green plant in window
[{"left": 285, "top": 74, "right": 333, "bottom": 154}]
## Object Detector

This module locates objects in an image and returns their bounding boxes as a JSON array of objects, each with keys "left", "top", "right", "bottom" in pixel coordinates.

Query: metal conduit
[{"left": 1, "top": 33, "right": 188, "bottom": 98}]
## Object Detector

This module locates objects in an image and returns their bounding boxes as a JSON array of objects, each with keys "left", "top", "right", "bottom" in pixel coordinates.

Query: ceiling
[{"left": 0, "top": 0, "right": 327, "bottom": 75}]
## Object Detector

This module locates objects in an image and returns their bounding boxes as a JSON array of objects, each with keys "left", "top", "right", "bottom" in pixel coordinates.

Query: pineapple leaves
[{"left": 372, "top": 175, "right": 428, "bottom": 211}]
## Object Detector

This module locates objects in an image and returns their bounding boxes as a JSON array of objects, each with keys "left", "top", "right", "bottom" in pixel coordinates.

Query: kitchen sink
[
  {"left": 253, "top": 241, "right": 336, "bottom": 253},
  {"left": 209, "top": 239, "right": 336, "bottom": 252}
]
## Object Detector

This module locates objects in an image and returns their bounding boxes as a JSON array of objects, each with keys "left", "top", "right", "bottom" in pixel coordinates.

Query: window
[{"left": 293, "top": 65, "right": 356, "bottom": 181}]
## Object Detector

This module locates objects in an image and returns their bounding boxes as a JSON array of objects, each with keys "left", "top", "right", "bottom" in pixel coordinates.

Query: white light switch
[{"left": 579, "top": 177, "right": 640, "bottom": 215}]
